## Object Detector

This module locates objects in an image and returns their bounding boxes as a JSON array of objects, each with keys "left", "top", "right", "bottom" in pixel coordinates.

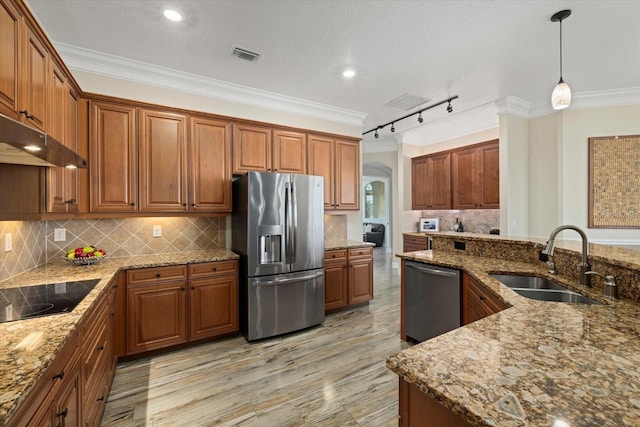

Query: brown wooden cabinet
[
  {"left": 126, "top": 261, "right": 238, "bottom": 355},
  {"left": 89, "top": 100, "right": 139, "bottom": 212},
  {"left": 412, "top": 152, "right": 451, "bottom": 210},
  {"left": 9, "top": 332, "right": 81, "bottom": 427},
  {"left": 0, "top": 0, "right": 20, "bottom": 119},
  {"left": 272, "top": 129, "right": 306, "bottom": 174},
  {"left": 139, "top": 108, "right": 188, "bottom": 212},
  {"left": 308, "top": 134, "right": 360, "bottom": 211},
  {"left": 127, "top": 265, "right": 189, "bottom": 355},
  {"left": 399, "top": 377, "right": 471, "bottom": 427},
  {"left": 452, "top": 140, "right": 499, "bottom": 209},
  {"left": 462, "top": 272, "right": 508, "bottom": 325},
  {"left": 403, "top": 234, "right": 429, "bottom": 252},
  {"left": 21, "top": 24, "right": 48, "bottom": 131},
  {"left": 324, "top": 247, "right": 373, "bottom": 311},
  {"left": 188, "top": 260, "right": 239, "bottom": 340},
  {"left": 232, "top": 123, "right": 272, "bottom": 174},
  {"left": 189, "top": 116, "right": 232, "bottom": 212}
]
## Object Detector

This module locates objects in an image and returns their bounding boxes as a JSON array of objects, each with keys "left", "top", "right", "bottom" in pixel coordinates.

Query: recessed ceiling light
[
  {"left": 342, "top": 69, "right": 356, "bottom": 78},
  {"left": 163, "top": 8, "right": 183, "bottom": 22}
]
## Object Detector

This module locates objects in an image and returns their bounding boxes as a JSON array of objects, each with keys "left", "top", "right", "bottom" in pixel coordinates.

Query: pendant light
[{"left": 551, "top": 10, "right": 572, "bottom": 110}]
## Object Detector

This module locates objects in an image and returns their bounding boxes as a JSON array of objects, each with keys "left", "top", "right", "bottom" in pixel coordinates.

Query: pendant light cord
[{"left": 559, "top": 19, "right": 563, "bottom": 81}]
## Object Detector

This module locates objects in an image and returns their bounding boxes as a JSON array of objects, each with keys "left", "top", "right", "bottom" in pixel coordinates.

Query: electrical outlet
[
  {"left": 4, "top": 233, "right": 12, "bottom": 252},
  {"left": 54, "top": 228, "right": 66, "bottom": 242},
  {"left": 5, "top": 304, "right": 13, "bottom": 322},
  {"left": 152, "top": 225, "right": 162, "bottom": 238}
]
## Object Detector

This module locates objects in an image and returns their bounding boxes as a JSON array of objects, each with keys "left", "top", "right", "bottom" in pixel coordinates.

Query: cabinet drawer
[
  {"left": 82, "top": 310, "right": 109, "bottom": 401},
  {"left": 189, "top": 260, "right": 238, "bottom": 278},
  {"left": 127, "top": 265, "right": 187, "bottom": 285},
  {"left": 464, "top": 275, "right": 507, "bottom": 322},
  {"left": 324, "top": 249, "right": 347, "bottom": 262},
  {"left": 348, "top": 247, "right": 372, "bottom": 259}
]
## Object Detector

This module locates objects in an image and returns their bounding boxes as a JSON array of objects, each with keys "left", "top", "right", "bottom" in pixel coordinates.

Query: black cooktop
[{"left": 0, "top": 278, "right": 101, "bottom": 323}]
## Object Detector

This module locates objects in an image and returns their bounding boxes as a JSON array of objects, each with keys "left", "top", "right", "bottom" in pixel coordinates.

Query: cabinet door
[
  {"left": 189, "top": 275, "right": 238, "bottom": 341},
  {"left": 334, "top": 139, "right": 360, "bottom": 210},
  {"left": 232, "top": 123, "right": 271, "bottom": 174},
  {"left": 54, "top": 359, "right": 81, "bottom": 427},
  {"left": 139, "top": 109, "right": 188, "bottom": 212},
  {"left": 477, "top": 142, "right": 499, "bottom": 208},
  {"left": 127, "top": 281, "right": 188, "bottom": 354},
  {"left": 307, "top": 134, "right": 334, "bottom": 209},
  {"left": 64, "top": 87, "right": 79, "bottom": 212},
  {"left": 189, "top": 117, "right": 232, "bottom": 212},
  {"left": 90, "top": 101, "right": 138, "bottom": 212},
  {"left": 429, "top": 153, "right": 451, "bottom": 209},
  {"left": 411, "top": 157, "right": 428, "bottom": 210},
  {"left": 272, "top": 129, "right": 306, "bottom": 174},
  {"left": 324, "top": 260, "right": 348, "bottom": 310},
  {"left": 21, "top": 25, "right": 48, "bottom": 130},
  {"left": 451, "top": 147, "right": 477, "bottom": 209},
  {"left": 348, "top": 257, "right": 373, "bottom": 304},
  {"left": 0, "top": 0, "right": 20, "bottom": 118},
  {"left": 46, "top": 62, "right": 67, "bottom": 213}
]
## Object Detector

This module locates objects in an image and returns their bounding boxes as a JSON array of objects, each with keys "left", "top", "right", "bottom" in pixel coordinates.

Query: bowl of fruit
[{"left": 65, "top": 246, "right": 107, "bottom": 265}]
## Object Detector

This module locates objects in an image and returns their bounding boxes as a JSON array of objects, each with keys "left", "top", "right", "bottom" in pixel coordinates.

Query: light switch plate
[
  {"left": 152, "top": 225, "right": 162, "bottom": 238},
  {"left": 54, "top": 228, "right": 66, "bottom": 242},
  {"left": 4, "top": 233, "right": 12, "bottom": 252}
]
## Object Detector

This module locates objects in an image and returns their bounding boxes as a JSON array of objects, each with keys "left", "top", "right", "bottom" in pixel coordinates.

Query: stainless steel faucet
[{"left": 541, "top": 225, "right": 592, "bottom": 287}]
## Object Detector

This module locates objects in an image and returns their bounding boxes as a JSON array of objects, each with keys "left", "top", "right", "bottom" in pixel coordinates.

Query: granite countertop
[
  {"left": 387, "top": 250, "right": 640, "bottom": 426},
  {"left": 325, "top": 240, "right": 375, "bottom": 250},
  {"left": 0, "top": 249, "right": 238, "bottom": 424}
]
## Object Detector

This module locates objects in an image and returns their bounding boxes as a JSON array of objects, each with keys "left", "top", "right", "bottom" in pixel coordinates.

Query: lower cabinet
[
  {"left": 403, "top": 234, "right": 429, "bottom": 252},
  {"left": 399, "top": 378, "right": 472, "bottom": 427},
  {"left": 126, "top": 261, "right": 239, "bottom": 355},
  {"left": 462, "top": 272, "right": 508, "bottom": 325},
  {"left": 9, "top": 332, "right": 81, "bottom": 427},
  {"left": 324, "top": 247, "right": 373, "bottom": 311}
]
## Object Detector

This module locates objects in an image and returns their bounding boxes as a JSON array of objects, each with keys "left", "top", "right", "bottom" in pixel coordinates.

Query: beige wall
[
  {"left": 363, "top": 150, "right": 398, "bottom": 252},
  {"left": 499, "top": 114, "right": 529, "bottom": 237},
  {"left": 410, "top": 127, "right": 499, "bottom": 156},
  {"left": 73, "top": 70, "right": 363, "bottom": 138}
]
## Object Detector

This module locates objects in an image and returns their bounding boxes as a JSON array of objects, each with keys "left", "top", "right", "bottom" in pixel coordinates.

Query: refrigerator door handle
[
  {"left": 285, "top": 181, "right": 294, "bottom": 264},
  {"left": 291, "top": 181, "right": 297, "bottom": 263},
  {"left": 253, "top": 271, "right": 324, "bottom": 287}
]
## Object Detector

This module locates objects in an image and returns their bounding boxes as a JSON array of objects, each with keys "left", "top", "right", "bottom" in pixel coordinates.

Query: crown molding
[
  {"left": 528, "top": 86, "right": 640, "bottom": 118},
  {"left": 496, "top": 96, "right": 531, "bottom": 118},
  {"left": 363, "top": 140, "right": 399, "bottom": 153},
  {"left": 54, "top": 42, "right": 366, "bottom": 127}
]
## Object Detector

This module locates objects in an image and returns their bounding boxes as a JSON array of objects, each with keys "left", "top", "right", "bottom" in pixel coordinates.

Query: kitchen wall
[{"left": 419, "top": 209, "right": 499, "bottom": 234}]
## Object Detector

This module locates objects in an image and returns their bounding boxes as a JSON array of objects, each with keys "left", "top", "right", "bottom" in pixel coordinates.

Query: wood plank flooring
[{"left": 101, "top": 248, "right": 409, "bottom": 426}]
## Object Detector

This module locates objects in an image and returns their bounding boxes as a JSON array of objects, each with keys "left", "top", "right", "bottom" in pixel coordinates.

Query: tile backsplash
[
  {"left": 0, "top": 221, "right": 46, "bottom": 281},
  {"left": 420, "top": 209, "right": 499, "bottom": 234},
  {"left": 324, "top": 215, "right": 347, "bottom": 241}
]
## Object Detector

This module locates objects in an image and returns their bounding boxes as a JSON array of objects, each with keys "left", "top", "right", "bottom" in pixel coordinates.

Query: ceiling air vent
[
  {"left": 384, "top": 94, "right": 430, "bottom": 111},
  {"left": 231, "top": 46, "right": 261, "bottom": 63}
]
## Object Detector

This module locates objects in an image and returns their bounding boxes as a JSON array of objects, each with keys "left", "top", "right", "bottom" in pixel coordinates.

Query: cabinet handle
[
  {"left": 212, "top": 267, "right": 217, "bottom": 271},
  {"left": 19, "top": 109, "right": 35, "bottom": 120},
  {"left": 129, "top": 202, "right": 135, "bottom": 206},
  {"left": 64, "top": 199, "right": 76, "bottom": 204},
  {"left": 479, "top": 296, "right": 486, "bottom": 301},
  {"left": 57, "top": 408, "right": 68, "bottom": 418},
  {"left": 191, "top": 286, "right": 195, "bottom": 290},
  {"left": 110, "top": 312, "right": 115, "bottom": 317},
  {"left": 97, "top": 345, "right": 104, "bottom": 351},
  {"left": 181, "top": 287, "right": 185, "bottom": 291},
  {"left": 182, "top": 203, "right": 187, "bottom": 207},
  {"left": 332, "top": 255, "right": 336, "bottom": 258},
  {"left": 156, "top": 273, "right": 161, "bottom": 279},
  {"left": 52, "top": 370, "right": 64, "bottom": 381},
  {"left": 191, "top": 203, "right": 197, "bottom": 207},
  {"left": 97, "top": 396, "right": 105, "bottom": 402}
]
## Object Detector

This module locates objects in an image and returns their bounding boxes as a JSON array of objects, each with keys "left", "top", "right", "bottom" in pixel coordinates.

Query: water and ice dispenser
[{"left": 258, "top": 225, "right": 282, "bottom": 264}]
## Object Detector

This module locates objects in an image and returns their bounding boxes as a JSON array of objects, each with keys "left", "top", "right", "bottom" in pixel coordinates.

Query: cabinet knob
[
  {"left": 156, "top": 273, "right": 161, "bottom": 278},
  {"left": 191, "top": 286, "right": 195, "bottom": 290},
  {"left": 213, "top": 267, "right": 217, "bottom": 271},
  {"left": 182, "top": 203, "right": 187, "bottom": 207},
  {"left": 181, "top": 287, "right": 185, "bottom": 291},
  {"left": 479, "top": 296, "right": 486, "bottom": 301},
  {"left": 130, "top": 202, "right": 135, "bottom": 206},
  {"left": 52, "top": 370, "right": 65, "bottom": 381},
  {"left": 191, "top": 203, "right": 197, "bottom": 207},
  {"left": 110, "top": 312, "right": 115, "bottom": 317}
]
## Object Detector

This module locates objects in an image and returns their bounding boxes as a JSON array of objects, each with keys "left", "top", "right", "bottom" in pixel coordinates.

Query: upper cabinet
[
  {"left": 308, "top": 134, "right": 360, "bottom": 211},
  {"left": 21, "top": 24, "right": 48, "bottom": 131},
  {"left": 189, "top": 116, "right": 232, "bottom": 212},
  {"left": 89, "top": 100, "right": 139, "bottom": 213},
  {"left": 232, "top": 125, "right": 307, "bottom": 174},
  {"left": 452, "top": 140, "right": 499, "bottom": 209},
  {"left": 412, "top": 139, "right": 499, "bottom": 211},
  {"left": 411, "top": 152, "right": 451, "bottom": 210},
  {"left": 0, "top": 0, "right": 20, "bottom": 118}
]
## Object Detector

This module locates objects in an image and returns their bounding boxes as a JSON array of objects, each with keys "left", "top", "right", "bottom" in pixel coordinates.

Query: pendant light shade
[
  {"left": 552, "top": 79, "right": 571, "bottom": 110},
  {"left": 550, "top": 10, "right": 572, "bottom": 110}
]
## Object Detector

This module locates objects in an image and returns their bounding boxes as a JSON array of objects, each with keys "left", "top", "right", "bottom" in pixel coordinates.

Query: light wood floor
[{"left": 101, "top": 248, "right": 409, "bottom": 426}]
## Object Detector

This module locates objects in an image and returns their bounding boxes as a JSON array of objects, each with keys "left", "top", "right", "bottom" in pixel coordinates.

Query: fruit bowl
[{"left": 64, "top": 246, "right": 107, "bottom": 266}]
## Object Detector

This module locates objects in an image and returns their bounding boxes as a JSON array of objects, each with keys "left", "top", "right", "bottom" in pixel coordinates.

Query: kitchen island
[
  {"left": 0, "top": 249, "right": 238, "bottom": 425},
  {"left": 388, "top": 234, "right": 640, "bottom": 426}
]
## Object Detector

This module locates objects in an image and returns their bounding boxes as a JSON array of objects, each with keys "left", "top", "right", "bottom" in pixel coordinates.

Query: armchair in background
[{"left": 363, "top": 223, "right": 385, "bottom": 247}]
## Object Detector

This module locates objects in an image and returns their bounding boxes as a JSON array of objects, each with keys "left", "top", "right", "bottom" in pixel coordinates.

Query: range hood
[{"left": 0, "top": 113, "right": 87, "bottom": 168}]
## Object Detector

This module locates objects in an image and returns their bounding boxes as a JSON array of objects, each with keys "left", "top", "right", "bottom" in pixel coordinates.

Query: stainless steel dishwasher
[{"left": 404, "top": 261, "right": 461, "bottom": 342}]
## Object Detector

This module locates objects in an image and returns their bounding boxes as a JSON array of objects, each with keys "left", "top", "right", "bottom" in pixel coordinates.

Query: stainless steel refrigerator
[{"left": 232, "top": 171, "right": 325, "bottom": 341}]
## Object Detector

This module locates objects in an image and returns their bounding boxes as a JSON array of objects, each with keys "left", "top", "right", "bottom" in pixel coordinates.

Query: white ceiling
[{"left": 25, "top": 1, "right": 640, "bottom": 146}]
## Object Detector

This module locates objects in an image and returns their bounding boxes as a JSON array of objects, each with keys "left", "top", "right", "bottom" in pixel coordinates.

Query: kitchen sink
[{"left": 490, "top": 274, "right": 602, "bottom": 305}]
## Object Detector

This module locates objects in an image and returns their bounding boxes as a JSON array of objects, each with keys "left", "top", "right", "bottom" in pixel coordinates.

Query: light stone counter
[
  {"left": 0, "top": 249, "right": 238, "bottom": 425},
  {"left": 325, "top": 240, "right": 375, "bottom": 250},
  {"left": 387, "top": 247, "right": 640, "bottom": 426}
]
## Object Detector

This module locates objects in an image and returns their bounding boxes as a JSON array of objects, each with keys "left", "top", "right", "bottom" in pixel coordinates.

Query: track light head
[
  {"left": 390, "top": 123, "right": 395, "bottom": 133},
  {"left": 374, "top": 129, "right": 378, "bottom": 138},
  {"left": 446, "top": 102, "right": 453, "bottom": 113},
  {"left": 417, "top": 113, "right": 423, "bottom": 124}
]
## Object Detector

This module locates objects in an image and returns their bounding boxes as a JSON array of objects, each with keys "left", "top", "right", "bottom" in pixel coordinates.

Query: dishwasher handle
[{"left": 406, "top": 263, "right": 458, "bottom": 278}]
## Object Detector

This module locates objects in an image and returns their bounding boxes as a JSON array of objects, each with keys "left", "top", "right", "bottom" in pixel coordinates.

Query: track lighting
[
  {"left": 550, "top": 9, "right": 572, "bottom": 110},
  {"left": 362, "top": 96, "right": 458, "bottom": 139}
]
